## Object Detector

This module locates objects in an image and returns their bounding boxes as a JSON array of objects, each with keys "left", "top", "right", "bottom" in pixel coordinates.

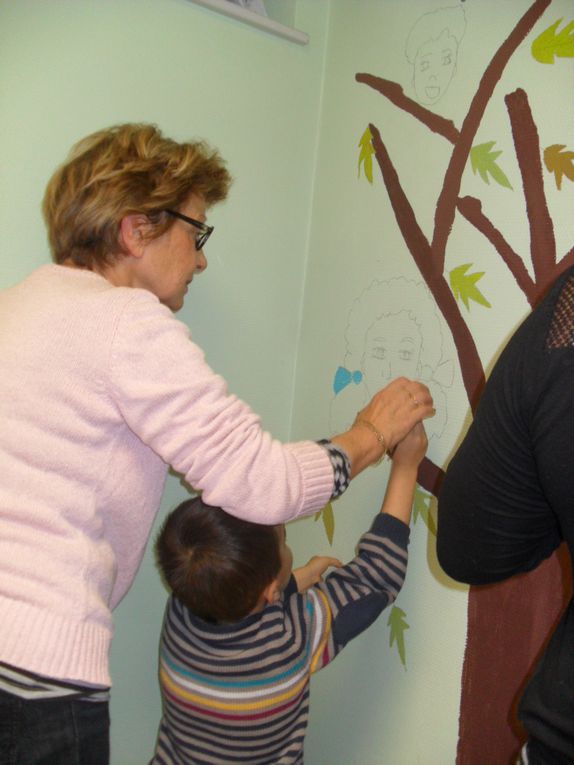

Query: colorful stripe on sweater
[{"left": 152, "top": 513, "right": 409, "bottom": 765}]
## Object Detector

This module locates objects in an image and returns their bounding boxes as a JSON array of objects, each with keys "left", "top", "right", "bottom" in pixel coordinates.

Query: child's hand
[
  {"left": 293, "top": 556, "right": 342, "bottom": 592},
  {"left": 391, "top": 422, "right": 427, "bottom": 469}
]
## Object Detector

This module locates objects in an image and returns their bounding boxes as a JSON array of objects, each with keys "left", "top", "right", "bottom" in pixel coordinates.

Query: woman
[
  {"left": 438, "top": 266, "right": 574, "bottom": 764},
  {"left": 0, "top": 123, "right": 434, "bottom": 764}
]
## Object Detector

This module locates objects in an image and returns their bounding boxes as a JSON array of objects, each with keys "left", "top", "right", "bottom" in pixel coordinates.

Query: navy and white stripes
[{"left": 152, "top": 512, "right": 409, "bottom": 764}]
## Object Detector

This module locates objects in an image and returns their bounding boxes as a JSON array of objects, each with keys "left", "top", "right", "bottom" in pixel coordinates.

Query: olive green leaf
[
  {"left": 388, "top": 605, "right": 409, "bottom": 668},
  {"left": 413, "top": 486, "right": 437, "bottom": 536},
  {"left": 470, "top": 141, "right": 512, "bottom": 189},
  {"left": 314, "top": 502, "right": 335, "bottom": 545}
]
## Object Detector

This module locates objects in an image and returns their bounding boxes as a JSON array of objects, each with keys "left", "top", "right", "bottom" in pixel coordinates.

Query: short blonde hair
[{"left": 42, "top": 123, "right": 232, "bottom": 269}]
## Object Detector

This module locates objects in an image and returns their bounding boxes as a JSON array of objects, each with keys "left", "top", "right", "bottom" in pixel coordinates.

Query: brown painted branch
[
  {"left": 418, "top": 456, "right": 445, "bottom": 497},
  {"left": 506, "top": 88, "right": 557, "bottom": 296},
  {"left": 457, "top": 196, "right": 538, "bottom": 307},
  {"left": 355, "top": 74, "right": 460, "bottom": 143},
  {"left": 370, "top": 124, "right": 485, "bottom": 410},
  {"left": 561, "top": 245, "right": 574, "bottom": 272},
  {"left": 432, "top": 0, "right": 552, "bottom": 272},
  {"left": 431, "top": 275, "right": 485, "bottom": 411},
  {"left": 368, "top": 126, "right": 435, "bottom": 286}
]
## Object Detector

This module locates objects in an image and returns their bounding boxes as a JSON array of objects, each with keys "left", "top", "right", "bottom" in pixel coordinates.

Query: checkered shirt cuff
[{"left": 317, "top": 439, "right": 351, "bottom": 500}]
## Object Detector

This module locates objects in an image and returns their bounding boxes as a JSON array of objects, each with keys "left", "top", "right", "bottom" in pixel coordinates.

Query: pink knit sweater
[{"left": 0, "top": 265, "right": 333, "bottom": 687}]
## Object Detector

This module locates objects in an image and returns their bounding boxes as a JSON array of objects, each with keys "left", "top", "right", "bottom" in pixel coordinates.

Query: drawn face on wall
[
  {"left": 362, "top": 311, "right": 423, "bottom": 395},
  {"left": 413, "top": 29, "right": 458, "bottom": 105}
]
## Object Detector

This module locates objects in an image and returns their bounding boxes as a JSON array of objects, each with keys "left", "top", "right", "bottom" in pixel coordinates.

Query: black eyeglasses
[{"left": 165, "top": 209, "right": 214, "bottom": 250}]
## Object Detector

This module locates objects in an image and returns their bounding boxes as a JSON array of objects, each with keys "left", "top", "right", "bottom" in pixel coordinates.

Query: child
[{"left": 151, "top": 423, "right": 427, "bottom": 764}]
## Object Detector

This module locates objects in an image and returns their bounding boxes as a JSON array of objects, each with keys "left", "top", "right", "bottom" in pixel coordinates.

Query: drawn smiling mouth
[{"left": 425, "top": 86, "right": 440, "bottom": 99}]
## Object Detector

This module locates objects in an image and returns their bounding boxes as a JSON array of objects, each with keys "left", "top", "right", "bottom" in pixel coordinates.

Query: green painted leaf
[
  {"left": 388, "top": 605, "right": 409, "bottom": 667},
  {"left": 322, "top": 503, "right": 335, "bottom": 545},
  {"left": 470, "top": 141, "right": 512, "bottom": 189},
  {"left": 314, "top": 502, "right": 335, "bottom": 545},
  {"left": 358, "top": 126, "right": 374, "bottom": 184},
  {"left": 413, "top": 486, "right": 437, "bottom": 536},
  {"left": 531, "top": 18, "right": 574, "bottom": 64},
  {"left": 450, "top": 263, "right": 492, "bottom": 311}
]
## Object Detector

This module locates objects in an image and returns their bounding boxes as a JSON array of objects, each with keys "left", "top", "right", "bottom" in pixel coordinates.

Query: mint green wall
[
  {"left": 4, "top": 1, "right": 573, "bottom": 763},
  {"left": 290, "top": 1, "right": 574, "bottom": 763},
  {"left": 1, "top": 2, "right": 329, "bottom": 762}
]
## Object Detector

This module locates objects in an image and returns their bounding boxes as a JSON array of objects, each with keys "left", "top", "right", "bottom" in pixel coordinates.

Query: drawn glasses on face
[{"left": 165, "top": 209, "right": 214, "bottom": 251}]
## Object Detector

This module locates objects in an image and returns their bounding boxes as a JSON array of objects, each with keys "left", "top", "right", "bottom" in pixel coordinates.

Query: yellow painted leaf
[
  {"left": 450, "top": 263, "right": 492, "bottom": 311},
  {"left": 531, "top": 18, "right": 574, "bottom": 64},
  {"left": 358, "top": 126, "right": 374, "bottom": 184}
]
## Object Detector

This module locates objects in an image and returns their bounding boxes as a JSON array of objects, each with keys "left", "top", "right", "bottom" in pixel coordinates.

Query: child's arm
[
  {"left": 297, "top": 423, "right": 427, "bottom": 673},
  {"left": 293, "top": 556, "right": 342, "bottom": 593},
  {"left": 294, "top": 424, "right": 426, "bottom": 593},
  {"left": 381, "top": 421, "right": 427, "bottom": 525},
  {"left": 292, "top": 421, "right": 425, "bottom": 595}
]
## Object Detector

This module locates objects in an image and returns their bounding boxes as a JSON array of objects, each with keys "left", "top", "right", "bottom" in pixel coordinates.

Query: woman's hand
[
  {"left": 331, "top": 377, "right": 434, "bottom": 476},
  {"left": 356, "top": 377, "right": 434, "bottom": 450}
]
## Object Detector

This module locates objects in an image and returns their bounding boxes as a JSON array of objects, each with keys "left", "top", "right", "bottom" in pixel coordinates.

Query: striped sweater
[{"left": 152, "top": 513, "right": 410, "bottom": 765}]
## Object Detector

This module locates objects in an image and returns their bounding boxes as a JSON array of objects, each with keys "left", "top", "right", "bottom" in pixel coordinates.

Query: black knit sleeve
[{"left": 437, "top": 273, "right": 571, "bottom": 585}]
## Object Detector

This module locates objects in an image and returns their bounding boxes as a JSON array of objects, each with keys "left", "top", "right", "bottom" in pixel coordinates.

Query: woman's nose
[{"left": 196, "top": 251, "right": 208, "bottom": 273}]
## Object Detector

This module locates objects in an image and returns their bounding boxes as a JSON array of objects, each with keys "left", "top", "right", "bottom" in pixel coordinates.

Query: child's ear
[{"left": 262, "top": 579, "right": 281, "bottom": 605}]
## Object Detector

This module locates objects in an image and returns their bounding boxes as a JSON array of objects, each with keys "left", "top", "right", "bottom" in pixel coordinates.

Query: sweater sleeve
[
  {"left": 305, "top": 513, "right": 410, "bottom": 672},
  {"left": 106, "top": 291, "right": 333, "bottom": 523}
]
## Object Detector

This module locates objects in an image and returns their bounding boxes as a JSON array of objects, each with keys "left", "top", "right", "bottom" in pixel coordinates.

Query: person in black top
[{"left": 437, "top": 265, "right": 574, "bottom": 764}]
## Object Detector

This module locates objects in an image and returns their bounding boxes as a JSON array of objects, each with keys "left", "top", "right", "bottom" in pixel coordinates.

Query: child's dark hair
[{"left": 155, "top": 496, "right": 282, "bottom": 623}]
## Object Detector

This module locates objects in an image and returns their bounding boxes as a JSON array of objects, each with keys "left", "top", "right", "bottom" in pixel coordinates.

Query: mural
[
  {"left": 323, "top": 277, "right": 453, "bottom": 668},
  {"left": 405, "top": 6, "right": 467, "bottom": 106},
  {"left": 355, "top": 1, "right": 574, "bottom": 762},
  {"left": 329, "top": 277, "right": 453, "bottom": 441},
  {"left": 316, "top": 0, "right": 574, "bottom": 759}
]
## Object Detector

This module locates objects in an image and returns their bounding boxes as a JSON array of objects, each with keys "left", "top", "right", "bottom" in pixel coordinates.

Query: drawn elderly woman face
[
  {"left": 362, "top": 311, "right": 423, "bottom": 395},
  {"left": 413, "top": 29, "right": 458, "bottom": 105}
]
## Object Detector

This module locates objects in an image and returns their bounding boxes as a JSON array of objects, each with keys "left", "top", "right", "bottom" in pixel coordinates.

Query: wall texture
[
  {"left": 0, "top": 2, "right": 329, "bottom": 762},
  {"left": 2, "top": 1, "right": 574, "bottom": 763},
  {"left": 290, "top": 1, "right": 574, "bottom": 763}
]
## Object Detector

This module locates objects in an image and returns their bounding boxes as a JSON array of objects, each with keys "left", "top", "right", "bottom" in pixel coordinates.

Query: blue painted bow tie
[{"left": 333, "top": 366, "right": 363, "bottom": 394}]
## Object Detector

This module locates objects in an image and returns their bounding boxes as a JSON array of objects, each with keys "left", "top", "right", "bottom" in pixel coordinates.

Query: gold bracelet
[{"left": 354, "top": 418, "right": 388, "bottom": 466}]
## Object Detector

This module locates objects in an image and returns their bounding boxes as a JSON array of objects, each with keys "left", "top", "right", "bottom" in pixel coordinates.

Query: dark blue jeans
[{"left": 0, "top": 688, "right": 109, "bottom": 765}]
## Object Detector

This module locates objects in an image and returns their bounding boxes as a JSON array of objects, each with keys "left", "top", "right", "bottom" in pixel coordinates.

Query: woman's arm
[
  {"left": 110, "top": 294, "right": 434, "bottom": 522},
  {"left": 332, "top": 377, "right": 434, "bottom": 477}
]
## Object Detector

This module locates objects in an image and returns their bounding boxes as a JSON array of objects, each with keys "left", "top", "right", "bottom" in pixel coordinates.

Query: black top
[{"left": 437, "top": 265, "right": 574, "bottom": 758}]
